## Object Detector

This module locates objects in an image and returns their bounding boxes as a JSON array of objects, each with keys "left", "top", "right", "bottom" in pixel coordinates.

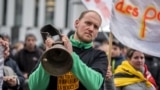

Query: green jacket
[{"left": 29, "top": 35, "right": 107, "bottom": 90}]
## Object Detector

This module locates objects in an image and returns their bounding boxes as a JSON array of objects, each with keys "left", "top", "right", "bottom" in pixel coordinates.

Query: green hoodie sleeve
[
  {"left": 28, "top": 63, "right": 50, "bottom": 90},
  {"left": 71, "top": 52, "right": 104, "bottom": 90}
]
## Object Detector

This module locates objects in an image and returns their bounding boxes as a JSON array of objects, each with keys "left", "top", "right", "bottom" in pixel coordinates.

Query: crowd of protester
[
  {"left": 0, "top": 29, "right": 160, "bottom": 90},
  {"left": 94, "top": 35, "right": 160, "bottom": 90},
  {"left": 0, "top": 30, "right": 159, "bottom": 90},
  {"left": 0, "top": 10, "right": 159, "bottom": 90}
]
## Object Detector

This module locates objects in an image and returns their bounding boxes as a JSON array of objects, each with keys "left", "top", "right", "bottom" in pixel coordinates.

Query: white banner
[
  {"left": 81, "top": 0, "right": 113, "bottom": 32},
  {"left": 111, "top": 0, "right": 160, "bottom": 57}
]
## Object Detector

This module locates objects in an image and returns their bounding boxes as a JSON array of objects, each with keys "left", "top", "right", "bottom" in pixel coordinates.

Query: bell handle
[{"left": 52, "top": 41, "right": 64, "bottom": 46}]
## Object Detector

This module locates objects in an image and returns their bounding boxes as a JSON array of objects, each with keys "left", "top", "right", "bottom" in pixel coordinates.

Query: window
[
  {"left": 34, "top": 0, "right": 39, "bottom": 27},
  {"left": 2, "top": 0, "right": 7, "bottom": 26},
  {"left": 14, "top": 0, "right": 23, "bottom": 26},
  {"left": 45, "top": 0, "right": 55, "bottom": 25}
]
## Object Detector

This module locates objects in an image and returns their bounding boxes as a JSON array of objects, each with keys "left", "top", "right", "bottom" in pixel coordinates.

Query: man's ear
[{"left": 74, "top": 19, "right": 79, "bottom": 28}]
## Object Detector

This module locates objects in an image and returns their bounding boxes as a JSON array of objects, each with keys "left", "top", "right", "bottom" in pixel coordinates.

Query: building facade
[{"left": 0, "top": 0, "right": 86, "bottom": 45}]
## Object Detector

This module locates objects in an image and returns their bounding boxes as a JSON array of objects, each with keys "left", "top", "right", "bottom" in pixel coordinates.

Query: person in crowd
[
  {"left": 97, "top": 43, "right": 117, "bottom": 90},
  {"left": 121, "top": 45, "right": 128, "bottom": 58},
  {"left": 11, "top": 41, "right": 24, "bottom": 58},
  {"left": 105, "top": 66, "right": 116, "bottom": 90},
  {"left": 97, "top": 40, "right": 109, "bottom": 54},
  {"left": 29, "top": 10, "right": 108, "bottom": 90},
  {"left": 14, "top": 34, "right": 43, "bottom": 90},
  {"left": 3, "top": 49, "right": 25, "bottom": 90},
  {"left": 0, "top": 33, "right": 10, "bottom": 44},
  {"left": 11, "top": 41, "right": 24, "bottom": 57},
  {"left": 111, "top": 39, "right": 125, "bottom": 73},
  {"left": 14, "top": 34, "right": 43, "bottom": 79},
  {"left": 157, "top": 68, "right": 160, "bottom": 90},
  {"left": 0, "top": 33, "right": 14, "bottom": 58},
  {"left": 96, "top": 39, "right": 116, "bottom": 90},
  {"left": 0, "top": 35, "right": 10, "bottom": 89},
  {"left": 114, "top": 49, "right": 158, "bottom": 90},
  {"left": 145, "top": 54, "right": 160, "bottom": 90}
]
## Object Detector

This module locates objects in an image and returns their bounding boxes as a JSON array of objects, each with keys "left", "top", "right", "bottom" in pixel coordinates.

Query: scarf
[{"left": 69, "top": 35, "right": 93, "bottom": 49}]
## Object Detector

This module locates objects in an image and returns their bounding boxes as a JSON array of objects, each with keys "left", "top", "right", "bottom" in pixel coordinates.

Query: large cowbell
[{"left": 40, "top": 25, "right": 73, "bottom": 76}]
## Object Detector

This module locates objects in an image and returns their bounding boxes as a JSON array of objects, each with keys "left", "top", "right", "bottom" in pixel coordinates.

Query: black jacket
[
  {"left": 14, "top": 47, "right": 43, "bottom": 74},
  {"left": 145, "top": 56, "right": 160, "bottom": 90}
]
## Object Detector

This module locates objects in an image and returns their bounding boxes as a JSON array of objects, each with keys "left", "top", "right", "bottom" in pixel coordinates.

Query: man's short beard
[{"left": 76, "top": 31, "right": 92, "bottom": 43}]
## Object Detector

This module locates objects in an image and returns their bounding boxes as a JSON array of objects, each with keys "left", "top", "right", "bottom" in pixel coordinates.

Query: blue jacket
[
  {"left": 111, "top": 55, "right": 125, "bottom": 73},
  {"left": 3, "top": 57, "right": 25, "bottom": 90}
]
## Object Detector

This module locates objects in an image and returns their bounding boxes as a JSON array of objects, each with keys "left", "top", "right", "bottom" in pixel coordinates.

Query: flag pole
[{"left": 107, "top": 31, "right": 113, "bottom": 66}]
